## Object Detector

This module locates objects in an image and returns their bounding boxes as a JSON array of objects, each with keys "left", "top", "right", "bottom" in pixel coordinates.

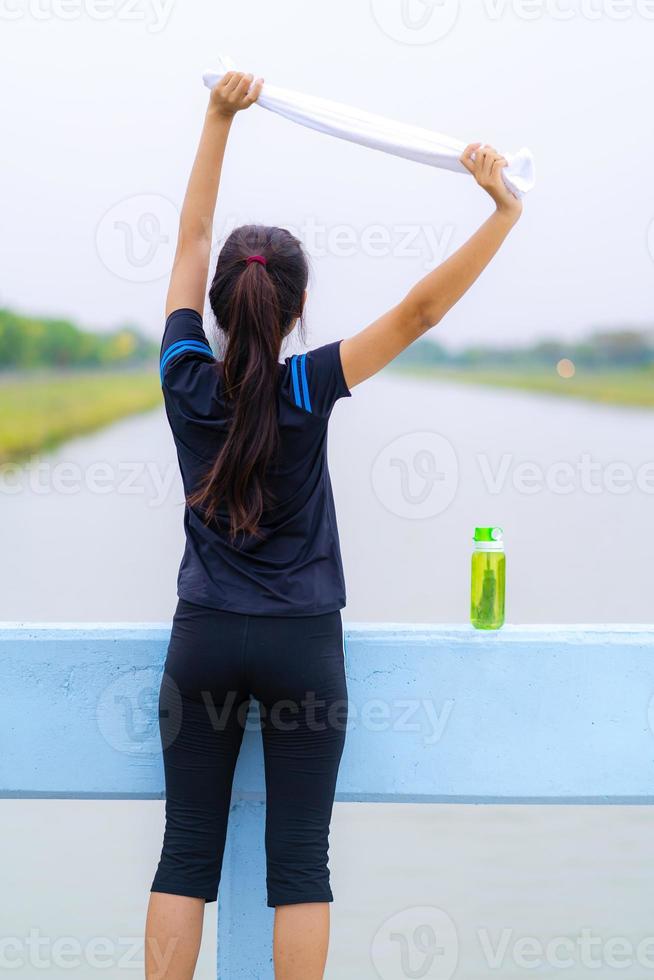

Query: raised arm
[
  {"left": 339, "top": 144, "right": 523, "bottom": 388},
  {"left": 165, "top": 72, "right": 263, "bottom": 319}
]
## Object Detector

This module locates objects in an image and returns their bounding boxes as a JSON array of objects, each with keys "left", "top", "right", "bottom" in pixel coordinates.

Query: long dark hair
[{"left": 189, "top": 225, "right": 309, "bottom": 538}]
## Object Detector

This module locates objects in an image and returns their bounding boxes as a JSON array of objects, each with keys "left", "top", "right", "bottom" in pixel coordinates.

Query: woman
[{"left": 145, "top": 71, "right": 522, "bottom": 979}]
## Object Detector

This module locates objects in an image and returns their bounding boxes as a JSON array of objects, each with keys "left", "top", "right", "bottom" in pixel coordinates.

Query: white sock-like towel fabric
[{"left": 203, "top": 58, "right": 535, "bottom": 198}]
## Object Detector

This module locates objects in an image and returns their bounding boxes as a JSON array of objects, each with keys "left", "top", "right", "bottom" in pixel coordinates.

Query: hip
[{"left": 164, "top": 598, "right": 347, "bottom": 705}]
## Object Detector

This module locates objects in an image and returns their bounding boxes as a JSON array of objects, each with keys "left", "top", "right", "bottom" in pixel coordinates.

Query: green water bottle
[{"left": 471, "top": 527, "right": 506, "bottom": 630}]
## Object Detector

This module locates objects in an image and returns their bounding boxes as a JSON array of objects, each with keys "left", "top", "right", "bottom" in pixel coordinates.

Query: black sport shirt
[{"left": 161, "top": 308, "right": 351, "bottom": 616}]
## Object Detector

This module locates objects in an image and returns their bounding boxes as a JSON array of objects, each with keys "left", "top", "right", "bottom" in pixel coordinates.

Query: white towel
[{"left": 203, "top": 58, "right": 535, "bottom": 198}]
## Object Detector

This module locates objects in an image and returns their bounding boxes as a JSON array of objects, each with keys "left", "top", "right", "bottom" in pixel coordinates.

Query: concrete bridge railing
[{"left": 2, "top": 623, "right": 654, "bottom": 977}]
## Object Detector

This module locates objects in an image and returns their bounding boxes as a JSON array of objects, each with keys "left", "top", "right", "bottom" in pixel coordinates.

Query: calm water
[
  {"left": 4, "top": 801, "right": 654, "bottom": 978},
  {"left": 2, "top": 373, "right": 652, "bottom": 623},
  {"left": 2, "top": 376, "right": 653, "bottom": 976}
]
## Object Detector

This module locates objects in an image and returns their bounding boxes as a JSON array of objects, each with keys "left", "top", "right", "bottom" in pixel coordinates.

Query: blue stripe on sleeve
[
  {"left": 162, "top": 338, "right": 214, "bottom": 365},
  {"left": 299, "top": 353, "right": 312, "bottom": 413},
  {"left": 161, "top": 338, "right": 213, "bottom": 364},
  {"left": 290, "top": 355, "right": 302, "bottom": 408},
  {"left": 160, "top": 340, "right": 214, "bottom": 382}
]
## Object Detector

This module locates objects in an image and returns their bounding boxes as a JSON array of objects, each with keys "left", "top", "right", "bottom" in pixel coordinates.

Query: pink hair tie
[{"left": 245, "top": 255, "right": 267, "bottom": 267}]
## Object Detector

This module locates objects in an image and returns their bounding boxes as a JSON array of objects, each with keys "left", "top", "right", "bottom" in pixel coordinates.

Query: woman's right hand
[
  {"left": 209, "top": 71, "right": 263, "bottom": 119},
  {"left": 460, "top": 143, "right": 523, "bottom": 221}
]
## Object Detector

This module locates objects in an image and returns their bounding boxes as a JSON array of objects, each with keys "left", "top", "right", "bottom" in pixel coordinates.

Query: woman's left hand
[{"left": 209, "top": 71, "right": 263, "bottom": 119}]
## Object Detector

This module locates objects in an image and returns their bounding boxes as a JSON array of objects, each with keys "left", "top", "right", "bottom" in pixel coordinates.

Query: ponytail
[{"left": 189, "top": 225, "right": 308, "bottom": 538}]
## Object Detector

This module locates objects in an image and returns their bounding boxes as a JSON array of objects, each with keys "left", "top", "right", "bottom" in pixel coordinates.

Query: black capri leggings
[{"left": 151, "top": 599, "right": 348, "bottom": 908}]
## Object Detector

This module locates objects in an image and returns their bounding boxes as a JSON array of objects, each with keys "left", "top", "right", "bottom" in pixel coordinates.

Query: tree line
[
  {"left": 397, "top": 327, "right": 654, "bottom": 370},
  {"left": 3, "top": 307, "right": 652, "bottom": 374},
  {"left": 0, "top": 309, "right": 158, "bottom": 371}
]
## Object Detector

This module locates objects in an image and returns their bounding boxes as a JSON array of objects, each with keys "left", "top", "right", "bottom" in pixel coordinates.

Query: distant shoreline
[
  {"left": 0, "top": 370, "right": 161, "bottom": 463},
  {"left": 391, "top": 365, "right": 654, "bottom": 410},
  {"left": 3, "top": 362, "right": 652, "bottom": 466}
]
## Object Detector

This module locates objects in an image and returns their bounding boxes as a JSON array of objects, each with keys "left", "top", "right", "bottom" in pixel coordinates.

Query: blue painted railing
[{"left": 2, "top": 623, "right": 654, "bottom": 977}]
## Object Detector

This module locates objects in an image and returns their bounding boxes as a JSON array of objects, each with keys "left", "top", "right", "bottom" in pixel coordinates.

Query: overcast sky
[{"left": 2, "top": 0, "right": 652, "bottom": 350}]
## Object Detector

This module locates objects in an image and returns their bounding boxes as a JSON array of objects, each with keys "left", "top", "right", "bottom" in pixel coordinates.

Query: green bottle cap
[{"left": 474, "top": 526, "right": 504, "bottom": 543}]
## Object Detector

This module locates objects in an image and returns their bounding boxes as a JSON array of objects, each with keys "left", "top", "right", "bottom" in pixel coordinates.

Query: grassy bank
[
  {"left": 394, "top": 365, "right": 654, "bottom": 409},
  {"left": 0, "top": 370, "right": 162, "bottom": 462}
]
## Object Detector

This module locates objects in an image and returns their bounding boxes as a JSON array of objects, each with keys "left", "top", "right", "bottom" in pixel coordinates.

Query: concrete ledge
[
  {"left": 2, "top": 623, "right": 654, "bottom": 803},
  {"left": 4, "top": 622, "right": 654, "bottom": 978}
]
